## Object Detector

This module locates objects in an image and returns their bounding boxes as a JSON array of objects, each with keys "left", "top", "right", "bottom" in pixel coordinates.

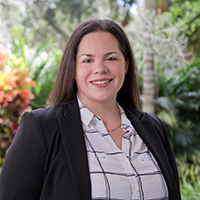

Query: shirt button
[
  {"left": 134, "top": 187, "right": 139, "bottom": 192},
  {"left": 124, "top": 160, "right": 129, "bottom": 165}
]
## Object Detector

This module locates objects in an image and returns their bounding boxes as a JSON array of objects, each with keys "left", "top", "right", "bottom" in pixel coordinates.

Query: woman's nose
[{"left": 93, "top": 61, "right": 108, "bottom": 74}]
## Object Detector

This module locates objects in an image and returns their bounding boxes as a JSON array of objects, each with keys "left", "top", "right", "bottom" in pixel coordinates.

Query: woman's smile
[{"left": 90, "top": 78, "right": 112, "bottom": 87}]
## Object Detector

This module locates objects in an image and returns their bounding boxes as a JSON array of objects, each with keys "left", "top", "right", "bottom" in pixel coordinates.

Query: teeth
[{"left": 92, "top": 80, "right": 110, "bottom": 85}]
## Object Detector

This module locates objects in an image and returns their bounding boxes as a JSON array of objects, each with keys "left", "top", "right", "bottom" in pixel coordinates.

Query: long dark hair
[{"left": 47, "top": 19, "right": 139, "bottom": 108}]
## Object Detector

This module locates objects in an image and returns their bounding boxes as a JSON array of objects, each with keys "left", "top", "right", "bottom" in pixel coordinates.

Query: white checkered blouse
[{"left": 78, "top": 99, "right": 169, "bottom": 200}]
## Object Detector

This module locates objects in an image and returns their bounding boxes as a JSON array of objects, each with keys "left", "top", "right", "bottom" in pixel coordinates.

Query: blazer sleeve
[{"left": 0, "top": 111, "right": 48, "bottom": 200}]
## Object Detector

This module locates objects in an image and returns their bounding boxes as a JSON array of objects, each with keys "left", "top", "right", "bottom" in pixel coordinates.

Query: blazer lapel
[
  {"left": 57, "top": 101, "right": 91, "bottom": 200},
  {"left": 126, "top": 109, "right": 169, "bottom": 165},
  {"left": 121, "top": 105, "right": 176, "bottom": 194}
]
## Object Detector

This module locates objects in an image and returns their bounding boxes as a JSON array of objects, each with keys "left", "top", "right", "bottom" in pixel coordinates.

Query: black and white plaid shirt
[{"left": 78, "top": 99, "right": 169, "bottom": 200}]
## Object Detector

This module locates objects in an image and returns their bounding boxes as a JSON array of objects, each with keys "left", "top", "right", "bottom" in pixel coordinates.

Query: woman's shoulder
[
  {"left": 125, "top": 105, "right": 164, "bottom": 125},
  {"left": 24, "top": 104, "right": 64, "bottom": 120},
  {"left": 22, "top": 100, "right": 79, "bottom": 125},
  {"left": 136, "top": 109, "right": 166, "bottom": 132},
  {"left": 18, "top": 105, "right": 66, "bottom": 133},
  {"left": 121, "top": 103, "right": 166, "bottom": 132}
]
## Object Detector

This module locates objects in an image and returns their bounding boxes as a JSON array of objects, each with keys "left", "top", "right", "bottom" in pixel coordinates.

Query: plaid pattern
[{"left": 78, "top": 99, "right": 169, "bottom": 200}]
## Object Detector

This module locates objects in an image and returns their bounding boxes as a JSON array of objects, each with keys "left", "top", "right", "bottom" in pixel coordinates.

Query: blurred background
[{"left": 0, "top": 0, "right": 200, "bottom": 198}]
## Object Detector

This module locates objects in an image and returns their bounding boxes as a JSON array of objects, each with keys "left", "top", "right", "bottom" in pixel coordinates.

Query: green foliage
[
  {"left": 181, "top": 178, "right": 200, "bottom": 200},
  {"left": 168, "top": 60, "right": 200, "bottom": 165},
  {"left": 171, "top": 60, "right": 200, "bottom": 121},
  {"left": 154, "top": 59, "right": 200, "bottom": 183},
  {"left": 136, "top": 57, "right": 200, "bottom": 184},
  {"left": 31, "top": 47, "right": 62, "bottom": 109},
  {"left": 0, "top": 0, "right": 131, "bottom": 50},
  {"left": 169, "top": 0, "right": 200, "bottom": 56},
  {"left": 9, "top": 26, "right": 62, "bottom": 109}
]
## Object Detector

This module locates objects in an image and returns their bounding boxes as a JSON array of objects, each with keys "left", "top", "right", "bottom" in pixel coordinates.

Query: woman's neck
[{"left": 78, "top": 97, "right": 121, "bottom": 130}]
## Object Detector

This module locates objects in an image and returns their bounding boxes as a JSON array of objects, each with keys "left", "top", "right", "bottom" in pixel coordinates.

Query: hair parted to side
[{"left": 47, "top": 18, "right": 139, "bottom": 108}]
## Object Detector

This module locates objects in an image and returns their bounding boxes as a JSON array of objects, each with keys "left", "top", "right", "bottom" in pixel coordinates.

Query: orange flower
[
  {"left": 27, "top": 80, "right": 36, "bottom": 87},
  {"left": 8, "top": 76, "right": 20, "bottom": 85},
  {"left": 21, "top": 70, "right": 28, "bottom": 76},
  {"left": 4, "top": 93, "right": 14, "bottom": 102},
  {"left": 0, "top": 50, "right": 37, "bottom": 164},
  {"left": 4, "top": 90, "right": 19, "bottom": 103},
  {"left": 29, "top": 93, "right": 35, "bottom": 100},
  {"left": 19, "top": 89, "right": 29, "bottom": 99},
  {"left": 0, "top": 50, "right": 9, "bottom": 67}
]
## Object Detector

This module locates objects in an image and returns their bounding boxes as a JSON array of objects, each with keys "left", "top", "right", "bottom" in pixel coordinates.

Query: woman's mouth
[{"left": 91, "top": 79, "right": 112, "bottom": 85}]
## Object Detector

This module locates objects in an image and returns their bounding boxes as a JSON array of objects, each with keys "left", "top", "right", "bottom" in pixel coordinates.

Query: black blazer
[{"left": 0, "top": 100, "right": 181, "bottom": 200}]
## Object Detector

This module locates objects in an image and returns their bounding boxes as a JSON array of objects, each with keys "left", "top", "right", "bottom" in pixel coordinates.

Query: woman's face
[{"left": 75, "top": 31, "right": 128, "bottom": 106}]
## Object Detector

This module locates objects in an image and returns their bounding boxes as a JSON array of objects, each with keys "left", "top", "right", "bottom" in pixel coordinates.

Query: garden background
[{"left": 0, "top": 0, "right": 200, "bottom": 199}]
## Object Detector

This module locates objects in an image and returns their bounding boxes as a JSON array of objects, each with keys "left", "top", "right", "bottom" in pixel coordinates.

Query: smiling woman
[
  {"left": 47, "top": 19, "right": 138, "bottom": 109},
  {"left": 0, "top": 19, "right": 181, "bottom": 200}
]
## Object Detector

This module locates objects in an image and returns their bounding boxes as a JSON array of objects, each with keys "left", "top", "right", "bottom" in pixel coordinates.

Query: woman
[{"left": 0, "top": 19, "right": 181, "bottom": 200}]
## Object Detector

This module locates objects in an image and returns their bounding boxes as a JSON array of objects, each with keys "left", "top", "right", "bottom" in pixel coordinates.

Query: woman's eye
[
  {"left": 83, "top": 59, "right": 93, "bottom": 63},
  {"left": 107, "top": 57, "right": 117, "bottom": 61}
]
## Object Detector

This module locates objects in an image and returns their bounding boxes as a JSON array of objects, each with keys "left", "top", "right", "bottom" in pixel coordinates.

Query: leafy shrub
[
  {"left": 9, "top": 29, "right": 62, "bottom": 109},
  {"left": 181, "top": 178, "right": 200, "bottom": 200},
  {"left": 0, "top": 50, "right": 35, "bottom": 166},
  {"left": 155, "top": 60, "right": 200, "bottom": 183}
]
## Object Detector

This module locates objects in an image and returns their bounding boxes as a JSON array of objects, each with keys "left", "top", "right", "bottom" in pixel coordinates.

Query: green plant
[
  {"left": 30, "top": 47, "right": 62, "bottom": 109},
  {"left": 9, "top": 26, "right": 62, "bottom": 109},
  {"left": 180, "top": 178, "right": 200, "bottom": 200},
  {"left": 152, "top": 59, "right": 200, "bottom": 184}
]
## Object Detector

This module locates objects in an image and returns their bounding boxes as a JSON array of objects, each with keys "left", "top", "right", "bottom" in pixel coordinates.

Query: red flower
[{"left": 9, "top": 122, "right": 19, "bottom": 133}]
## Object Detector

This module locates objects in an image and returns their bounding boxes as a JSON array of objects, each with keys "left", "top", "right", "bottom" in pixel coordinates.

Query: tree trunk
[
  {"left": 142, "top": 48, "right": 155, "bottom": 114},
  {"left": 145, "top": 0, "right": 168, "bottom": 14}
]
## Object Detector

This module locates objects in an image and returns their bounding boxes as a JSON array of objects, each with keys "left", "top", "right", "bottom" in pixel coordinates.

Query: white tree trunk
[{"left": 142, "top": 48, "right": 155, "bottom": 114}]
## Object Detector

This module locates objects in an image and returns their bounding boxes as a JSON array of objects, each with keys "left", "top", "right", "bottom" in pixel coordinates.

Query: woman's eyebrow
[
  {"left": 104, "top": 52, "right": 118, "bottom": 56},
  {"left": 79, "top": 54, "right": 92, "bottom": 59},
  {"left": 79, "top": 52, "right": 118, "bottom": 59}
]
